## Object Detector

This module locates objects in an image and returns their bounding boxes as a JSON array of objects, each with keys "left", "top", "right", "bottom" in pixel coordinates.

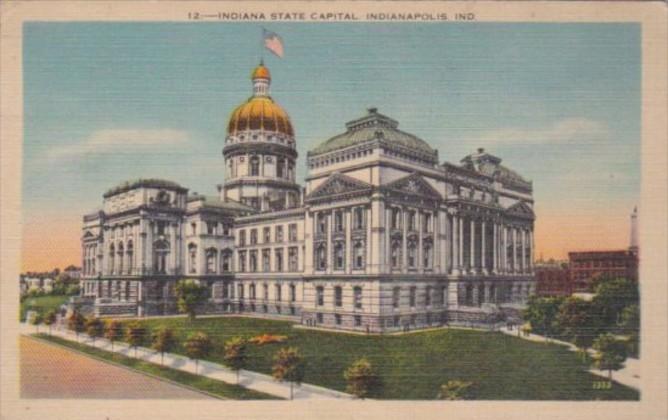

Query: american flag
[{"left": 263, "top": 29, "right": 284, "bottom": 58}]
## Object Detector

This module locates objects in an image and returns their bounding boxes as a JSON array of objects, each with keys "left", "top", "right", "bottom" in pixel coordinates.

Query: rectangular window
[
  {"left": 238, "top": 251, "right": 247, "bottom": 272},
  {"left": 289, "top": 224, "right": 297, "bottom": 241},
  {"left": 238, "top": 284, "right": 244, "bottom": 299},
  {"left": 335, "top": 287, "right": 343, "bottom": 307},
  {"left": 317, "top": 313, "right": 324, "bottom": 324},
  {"left": 250, "top": 229, "right": 258, "bottom": 245},
  {"left": 392, "top": 287, "right": 400, "bottom": 308},
  {"left": 290, "top": 284, "right": 296, "bottom": 302},
  {"left": 263, "top": 284, "right": 269, "bottom": 300},
  {"left": 425, "top": 286, "right": 432, "bottom": 306},
  {"left": 354, "top": 315, "right": 362, "bottom": 327},
  {"left": 335, "top": 314, "right": 342, "bottom": 325},
  {"left": 250, "top": 250, "right": 258, "bottom": 272},
  {"left": 263, "top": 227, "right": 271, "bottom": 243},
  {"left": 354, "top": 207, "right": 364, "bottom": 230},
  {"left": 275, "top": 284, "right": 282, "bottom": 302},
  {"left": 317, "top": 286, "right": 324, "bottom": 306},
  {"left": 262, "top": 249, "right": 270, "bottom": 272},
  {"left": 290, "top": 306, "right": 296, "bottom": 315},
  {"left": 275, "top": 225, "right": 284, "bottom": 242},
  {"left": 250, "top": 284, "right": 256, "bottom": 300},
  {"left": 409, "top": 286, "right": 416, "bottom": 307},
  {"left": 354, "top": 287, "right": 363, "bottom": 309},
  {"left": 288, "top": 247, "right": 298, "bottom": 271},
  {"left": 239, "top": 230, "right": 246, "bottom": 246},
  {"left": 275, "top": 248, "right": 284, "bottom": 271},
  {"left": 207, "top": 222, "right": 216, "bottom": 235},
  {"left": 335, "top": 211, "right": 344, "bottom": 232}
]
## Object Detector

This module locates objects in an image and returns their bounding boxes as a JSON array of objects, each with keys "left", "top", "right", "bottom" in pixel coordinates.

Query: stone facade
[{"left": 80, "top": 63, "right": 536, "bottom": 331}]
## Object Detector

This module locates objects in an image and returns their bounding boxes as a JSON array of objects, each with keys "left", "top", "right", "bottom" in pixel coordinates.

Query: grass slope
[
  {"left": 34, "top": 333, "right": 279, "bottom": 400},
  {"left": 123, "top": 316, "right": 639, "bottom": 400},
  {"left": 20, "top": 295, "right": 69, "bottom": 321}
]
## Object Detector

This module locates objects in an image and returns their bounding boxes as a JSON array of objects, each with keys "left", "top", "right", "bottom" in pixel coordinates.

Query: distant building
[
  {"left": 535, "top": 265, "right": 571, "bottom": 297},
  {"left": 63, "top": 265, "right": 82, "bottom": 280},
  {"left": 567, "top": 208, "right": 639, "bottom": 293}
]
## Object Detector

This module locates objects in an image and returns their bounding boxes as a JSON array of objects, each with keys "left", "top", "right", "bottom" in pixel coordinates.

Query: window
[
  {"left": 316, "top": 244, "right": 327, "bottom": 270},
  {"left": 221, "top": 250, "right": 231, "bottom": 272},
  {"left": 262, "top": 249, "right": 270, "bottom": 271},
  {"left": 250, "top": 229, "right": 258, "bottom": 245},
  {"left": 191, "top": 222, "right": 197, "bottom": 235},
  {"left": 423, "top": 213, "right": 432, "bottom": 233},
  {"left": 354, "top": 207, "right": 364, "bottom": 230},
  {"left": 250, "top": 284, "right": 256, "bottom": 300},
  {"left": 392, "top": 287, "right": 400, "bottom": 308},
  {"left": 207, "top": 222, "right": 216, "bottom": 235},
  {"left": 239, "top": 230, "right": 246, "bottom": 246},
  {"left": 317, "top": 313, "right": 323, "bottom": 324},
  {"left": 407, "top": 242, "right": 417, "bottom": 268},
  {"left": 188, "top": 244, "right": 197, "bottom": 273},
  {"left": 354, "top": 315, "right": 362, "bottom": 327},
  {"left": 206, "top": 249, "right": 216, "bottom": 274},
  {"left": 316, "top": 286, "right": 324, "bottom": 306},
  {"left": 334, "top": 242, "right": 345, "bottom": 270},
  {"left": 335, "top": 211, "right": 344, "bottom": 232},
  {"left": 391, "top": 241, "right": 401, "bottom": 269},
  {"left": 250, "top": 155, "right": 260, "bottom": 176},
  {"left": 238, "top": 284, "right": 244, "bottom": 299},
  {"left": 275, "top": 248, "right": 284, "bottom": 271},
  {"left": 290, "top": 284, "right": 296, "bottom": 302},
  {"left": 275, "top": 284, "right": 282, "bottom": 301},
  {"left": 238, "top": 251, "right": 247, "bottom": 272},
  {"left": 465, "top": 284, "right": 473, "bottom": 306},
  {"left": 409, "top": 286, "right": 416, "bottom": 307},
  {"left": 275, "top": 225, "right": 284, "bottom": 242},
  {"left": 317, "top": 213, "right": 327, "bottom": 234},
  {"left": 391, "top": 208, "right": 401, "bottom": 229},
  {"left": 353, "top": 241, "right": 365, "bottom": 269},
  {"left": 354, "top": 286, "right": 363, "bottom": 309},
  {"left": 263, "top": 227, "right": 271, "bottom": 243},
  {"left": 223, "top": 224, "right": 231, "bottom": 236},
  {"left": 335, "top": 314, "right": 342, "bottom": 325},
  {"left": 249, "top": 250, "right": 258, "bottom": 272},
  {"left": 393, "top": 316, "right": 400, "bottom": 327},
  {"left": 288, "top": 247, "right": 298, "bottom": 271},
  {"left": 109, "top": 244, "right": 115, "bottom": 274},
  {"left": 276, "top": 158, "right": 285, "bottom": 178},
  {"left": 263, "top": 284, "right": 269, "bottom": 300},
  {"left": 423, "top": 243, "right": 433, "bottom": 269},
  {"left": 408, "top": 211, "right": 416, "bottom": 231},
  {"left": 335, "top": 286, "right": 342, "bottom": 307},
  {"left": 425, "top": 286, "right": 432, "bottom": 306},
  {"left": 126, "top": 241, "right": 133, "bottom": 274},
  {"left": 288, "top": 224, "right": 297, "bottom": 241}
]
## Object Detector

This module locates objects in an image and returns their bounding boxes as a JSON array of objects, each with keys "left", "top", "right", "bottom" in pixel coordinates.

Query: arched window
[
  {"left": 126, "top": 241, "right": 133, "bottom": 274},
  {"left": 353, "top": 241, "right": 365, "bottom": 269},
  {"left": 109, "top": 244, "right": 115, "bottom": 275},
  {"left": 250, "top": 155, "right": 260, "bottom": 176},
  {"left": 188, "top": 244, "right": 197, "bottom": 273},
  {"left": 391, "top": 241, "right": 401, "bottom": 269},
  {"left": 334, "top": 242, "right": 345, "bottom": 270}
]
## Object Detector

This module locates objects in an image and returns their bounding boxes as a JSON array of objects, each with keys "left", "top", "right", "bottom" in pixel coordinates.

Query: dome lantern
[{"left": 251, "top": 61, "right": 271, "bottom": 97}]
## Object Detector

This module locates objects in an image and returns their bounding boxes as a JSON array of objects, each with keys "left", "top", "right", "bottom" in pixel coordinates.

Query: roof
[
  {"left": 309, "top": 108, "right": 436, "bottom": 156},
  {"left": 188, "top": 195, "right": 255, "bottom": 212},
  {"left": 104, "top": 179, "right": 187, "bottom": 198}
]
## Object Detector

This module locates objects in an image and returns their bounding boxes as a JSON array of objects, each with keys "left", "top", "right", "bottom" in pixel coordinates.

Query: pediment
[
  {"left": 382, "top": 173, "right": 441, "bottom": 199},
  {"left": 505, "top": 201, "right": 535, "bottom": 219},
  {"left": 306, "top": 173, "right": 372, "bottom": 202}
]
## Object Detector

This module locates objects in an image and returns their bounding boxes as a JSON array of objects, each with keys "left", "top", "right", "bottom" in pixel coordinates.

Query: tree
[
  {"left": 344, "top": 358, "right": 378, "bottom": 399},
  {"left": 620, "top": 304, "right": 640, "bottom": 357},
  {"left": 592, "top": 333, "right": 628, "bottom": 380},
  {"left": 151, "top": 327, "right": 177, "bottom": 366},
  {"left": 125, "top": 322, "right": 147, "bottom": 358},
  {"left": 523, "top": 296, "right": 564, "bottom": 338},
  {"left": 223, "top": 337, "right": 248, "bottom": 384},
  {"left": 272, "top": 347, "right": 306, "bottom": 400},
  {"left": 437, "top": 380, "right": 474, "bottom": 400},
  {"left": 556, "top": 297, "right": 602, "bottom": 358},
  {"left": 43, "top": 310, "right": 57, "bottom": 335},
  {"left": 85, "top": 317, "right": 105, "bottom": 346},
  {"left": 104, "top": 320, "right": 123, "bottom": 351},
  {"left": 592, "top": 278, "right": 639, "bottom": 327},
  {"left": 184, "top": 332, "right": 212, "bottom": 374},
  {"left": 30, "top": 312, "right": 43, "bottom": 333},
  {"left": 67, "top": 311, "right": 86, "bottom": 341},
  {"left": 174, "top": 280, "right": 209, "bottom": 322}
]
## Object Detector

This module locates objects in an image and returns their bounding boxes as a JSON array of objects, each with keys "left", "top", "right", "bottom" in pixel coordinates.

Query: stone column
[
  {"left": 511, "top": 227, "right": 517, "bottom": 274},
  {"left": 469, "top": 219, "right": 475, "bottom": 273},
  {"left": 529, "top": 229, "right": 534, "bottom": 272},
  {"left": 345, "top": 209, "right": 352, "bottom": 274},
  {"left": 327, "top": 210, "right": 334, "bottom": 275},
  {"left": 521, "top": 228, "right": 527, "bottom": 274},
  {"left": 481, "top": 220, "right": 487, "bottom": 274},
  {"left": 459, "top": 216, "right": 465, "bottom": 270},
  {"left": 417, "top": 211, "right": 423, "bottom": 273},
  {"left": 452, "top": 215, "right": 459, "bottom": 275},
  {"left": 402, "top": 208, "right": 408, "bottom": 273},
  {"left": 492, "top": 222, "right": 498, "bottom": 273}
]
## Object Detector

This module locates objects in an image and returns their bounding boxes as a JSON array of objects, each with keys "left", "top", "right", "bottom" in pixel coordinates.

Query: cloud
[
  {"left": 45, "top": 129, "right": 191, "bottom": 161},
  {"left": 471, "top": 118, "right": 610, "bottom": 146}
]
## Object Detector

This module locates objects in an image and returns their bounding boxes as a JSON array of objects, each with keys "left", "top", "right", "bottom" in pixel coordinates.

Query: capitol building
[{"left": 79, "top": 63, "right": 536, "bottom": 332}]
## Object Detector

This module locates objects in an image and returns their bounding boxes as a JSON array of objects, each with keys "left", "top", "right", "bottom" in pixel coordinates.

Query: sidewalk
[
  {"left": 499, "top": 326, "right": 640, "bottom": 391},
  {"left": 20, "top": 323, "right": 350, "bottom": 400}
]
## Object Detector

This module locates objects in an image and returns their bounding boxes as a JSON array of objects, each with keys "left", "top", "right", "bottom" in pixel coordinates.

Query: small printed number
[{"left": 592, "top": 381, "right": 611, "bottom": 389}]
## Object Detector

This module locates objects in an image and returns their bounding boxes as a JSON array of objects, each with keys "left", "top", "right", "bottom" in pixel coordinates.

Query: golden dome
[
  {"left": 251, "top": 63, "right": 271, "bottom": 80},
  {"left": 227, "top": 96, "right": 294, "bottom": 137}
]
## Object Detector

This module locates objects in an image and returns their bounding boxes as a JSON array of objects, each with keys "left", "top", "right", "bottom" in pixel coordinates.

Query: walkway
[
  {"left": 499, "top": 326, "right": 640, "bottom": 391},
  {"left": 20, "top": 323, "right": 350, "bottom": 400},
  {"left": 20, "top": 335, "right": 212, "bottom": 399}
]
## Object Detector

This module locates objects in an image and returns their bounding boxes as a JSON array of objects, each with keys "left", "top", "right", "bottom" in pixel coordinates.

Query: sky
[{"left": 22, "top": 22, "right": 640, "bottom": 271}]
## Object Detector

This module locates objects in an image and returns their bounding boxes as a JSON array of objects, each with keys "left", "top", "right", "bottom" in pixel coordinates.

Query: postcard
[{"left": 1, "top": 1, "right": 666, "bottom": 420}]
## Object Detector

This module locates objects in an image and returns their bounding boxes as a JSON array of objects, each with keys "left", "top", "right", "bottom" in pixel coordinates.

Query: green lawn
[
  {"left": 120, "top": 316, "right": 639, "bottom": 400},
  {"left": 20, "top": 294, "right": 69, "bottom": 321},
  {"left": 33, "top": 333, "right": 279, "bottom": 400}
]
